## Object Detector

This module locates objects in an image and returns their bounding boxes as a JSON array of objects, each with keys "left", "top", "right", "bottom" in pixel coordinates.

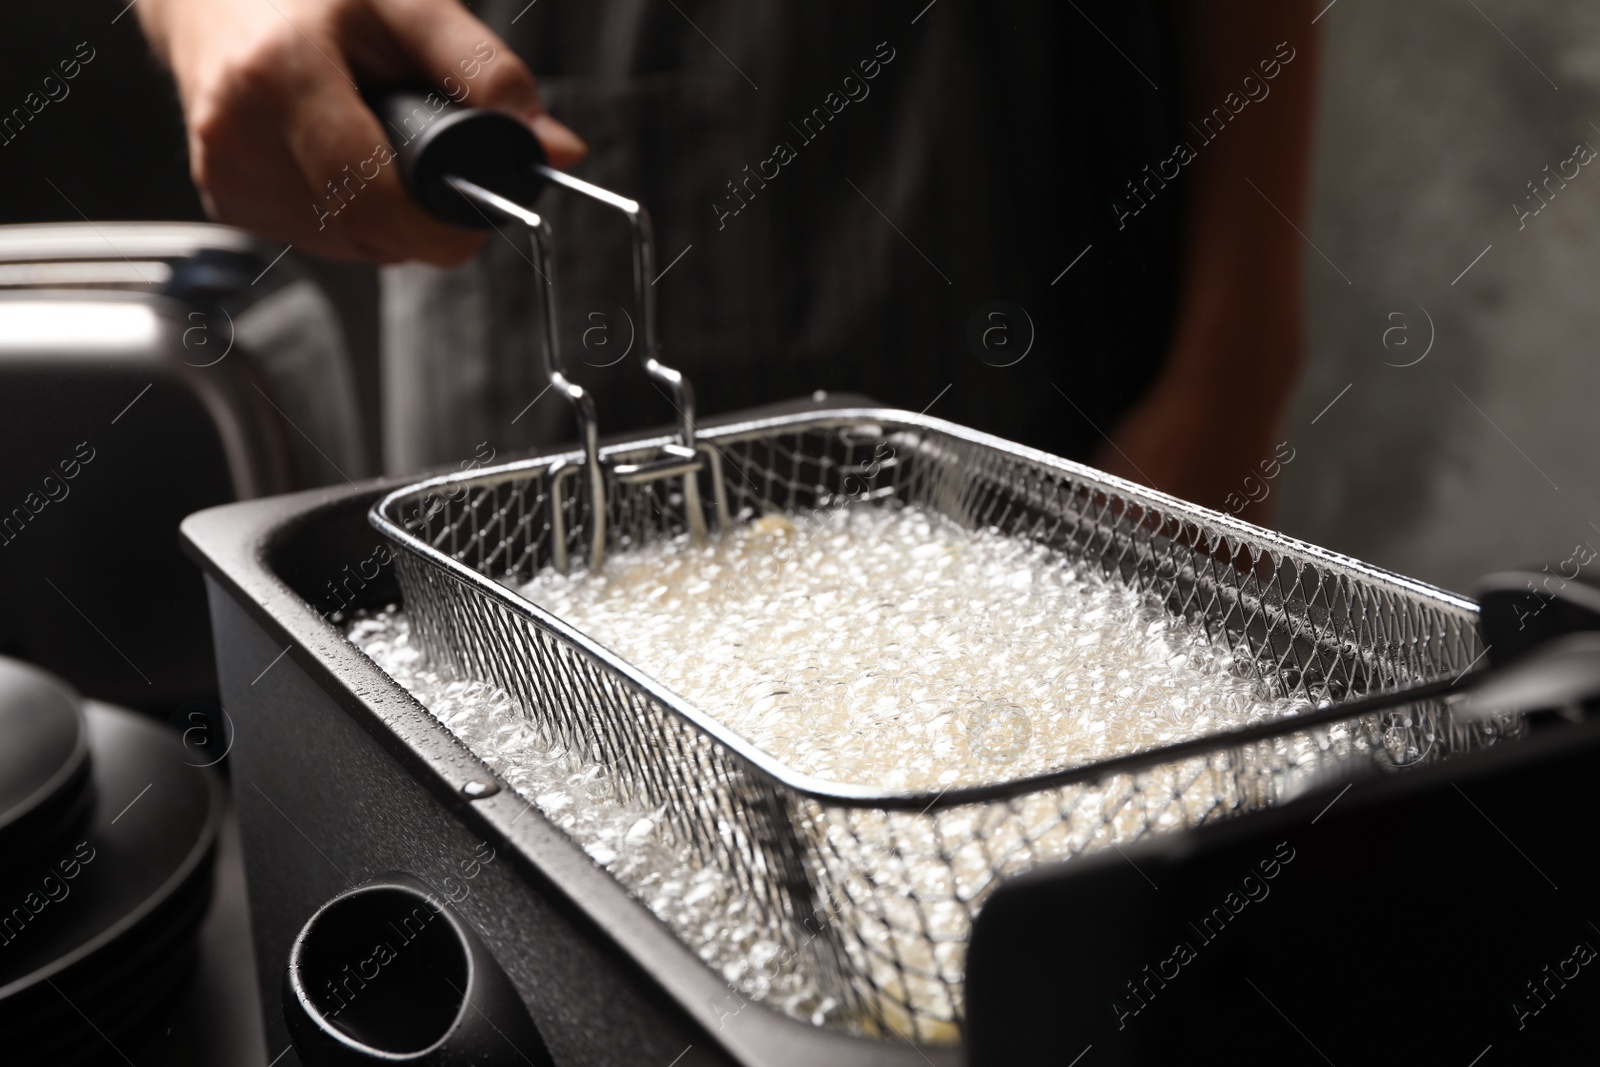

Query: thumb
[{"left": 377, "top": 3, "right": 588, "bottom": 168}]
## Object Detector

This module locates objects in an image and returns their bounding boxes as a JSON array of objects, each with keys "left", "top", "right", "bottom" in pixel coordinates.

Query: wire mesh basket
[{"left": 371, "top": 407, "right": 1508, "bottom": 1042}]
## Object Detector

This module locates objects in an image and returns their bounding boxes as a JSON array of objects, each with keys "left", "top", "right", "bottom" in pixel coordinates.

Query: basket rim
[{"left": 370, "top": 406, "right": 1480, "bottom": 811}]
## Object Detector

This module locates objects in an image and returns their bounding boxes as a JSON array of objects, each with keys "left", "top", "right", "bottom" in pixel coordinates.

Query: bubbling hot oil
[
  {"left": 349, "top": 503, "right": 1313, "bottom": 1036},
  {"left": 346, "top": 609, "right": 845, "bottom": 1027},
  {"left": 517, "top": 505, "right": 1307, "bottom": 789}
]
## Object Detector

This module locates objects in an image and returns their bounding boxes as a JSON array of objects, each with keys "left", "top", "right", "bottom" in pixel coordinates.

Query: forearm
[
  {"left": 1096, "top": 3, "right": 1317, "bottom": 519},
  {"left": 1165, "top": 0, "right": 1319, "bottom": 406}
]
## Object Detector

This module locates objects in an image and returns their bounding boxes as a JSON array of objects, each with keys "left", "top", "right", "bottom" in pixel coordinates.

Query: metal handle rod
[
  {"left": 448, "top": 176, "right": 607, "bottom": 572},
  {"left": 532, "top": 168, "right": 672, "bottom": 416},
  {"left": 533, "top": 166, "right": 724, "bottom": 540}
]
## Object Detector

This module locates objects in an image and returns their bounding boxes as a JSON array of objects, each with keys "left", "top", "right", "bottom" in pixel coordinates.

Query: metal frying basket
[
  {"left": 364, "top": 93, "right": 1507, "bottom": 1042},
  {"left": 370, "top": 410, "right": 1506, "bottom": 1042}
]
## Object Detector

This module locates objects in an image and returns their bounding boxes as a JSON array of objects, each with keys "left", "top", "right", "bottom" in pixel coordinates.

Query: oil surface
[{"left": 517, "top": 505, "right": 1304, "bottom": 788}]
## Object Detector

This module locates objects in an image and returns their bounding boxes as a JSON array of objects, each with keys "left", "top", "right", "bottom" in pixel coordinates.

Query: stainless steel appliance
[{"left": 0, "top": 222, "right": 365, "bottom": 708}]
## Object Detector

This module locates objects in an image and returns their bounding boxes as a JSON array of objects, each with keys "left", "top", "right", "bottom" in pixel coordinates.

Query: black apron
[{"left": 381, "top": 0, "right": 1181, "bottom": 472}]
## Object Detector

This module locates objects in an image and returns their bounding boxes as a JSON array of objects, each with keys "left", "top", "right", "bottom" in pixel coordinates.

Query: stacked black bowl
[{"left": 0, "top": 657, "right": 221, "bottom": 1065}]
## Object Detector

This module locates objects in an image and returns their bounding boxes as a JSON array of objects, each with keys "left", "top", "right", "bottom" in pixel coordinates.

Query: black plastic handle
[
  {"left": 1478, "top": 567, "right": 1600, "bottom": 666},
  {"left": 366, "top": 88, "right": 549, "bottom": 228},
  {"left": 283, "top": 872, "right": 554, "bottom": 1066}
]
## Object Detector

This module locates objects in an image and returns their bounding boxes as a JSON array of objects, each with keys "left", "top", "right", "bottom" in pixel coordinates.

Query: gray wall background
[{"left": 1278, "top": 0, "right": 1600, "bottom": 596}]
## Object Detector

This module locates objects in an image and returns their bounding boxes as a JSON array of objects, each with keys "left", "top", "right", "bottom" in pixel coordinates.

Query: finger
[
  {"left": 373, "top": 0, "right": 588, "bottom": 167},
  {"left": 184, "top": 50, "right": 371, "bottom": 259},
  {"left": 278, "top": 42, "right": 489, "bottom": 265},
  {"left": 196, "top": 135, "right": 373, "bottom": 261}
]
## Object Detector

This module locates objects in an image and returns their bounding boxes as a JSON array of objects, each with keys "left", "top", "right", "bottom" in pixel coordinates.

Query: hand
[
  {"left": 1093, "top": 373, "right": 1290, "bottom": 526},
  {"left": 137, "top": 0, "right": 587, "bottom": 265},
  {"left": 1094, "top": 311, "right": 1300, "bottom": 526}
]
